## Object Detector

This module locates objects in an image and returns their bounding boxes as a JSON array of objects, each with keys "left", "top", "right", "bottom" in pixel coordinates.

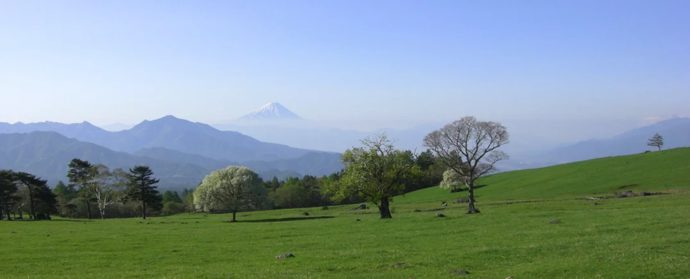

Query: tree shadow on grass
[
  {"left": 39, "top": 218, "right": 93, "bottom": 222},
  {"left": 238, "top": 216, "right": 335, "bottom": 223}
]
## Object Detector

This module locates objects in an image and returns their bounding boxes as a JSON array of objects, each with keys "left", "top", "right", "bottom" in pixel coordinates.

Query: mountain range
[{"left": 0, "top": 115, "right": 343, "bottom": 189}]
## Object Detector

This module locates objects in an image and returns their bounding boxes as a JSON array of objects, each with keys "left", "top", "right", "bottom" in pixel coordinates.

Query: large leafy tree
[
  {"left": 331, "top": 135, "right": 417, "bottom": 219},
  {"left": 67, "top": 159, "right": 97, "bottom": 219},
  {"left": 424, "top": 116, "right": 509, "bottom": 214},
  {"left": 193, "top": 166, "right": 264, "bottom": 222},
  {"left": 126, "top": 166, "right": 162, "bottom": 219}
]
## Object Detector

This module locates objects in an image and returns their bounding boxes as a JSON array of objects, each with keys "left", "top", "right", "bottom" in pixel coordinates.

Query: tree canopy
[
  {"left": 330, "top": 135, "right": 417, "bottom": 219},
  {"left": 193, "top": 166, "right": 265, "bottom": 222}
]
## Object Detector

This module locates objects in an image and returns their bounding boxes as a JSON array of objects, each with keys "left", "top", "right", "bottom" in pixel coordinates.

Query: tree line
[{"left": 194, "top": 116, "right": 509, "bottom": 221}]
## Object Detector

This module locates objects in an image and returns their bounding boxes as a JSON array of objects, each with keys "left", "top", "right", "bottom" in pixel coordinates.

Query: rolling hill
[
  {"left": 531, "top": 117, "right": 690, "bottom": 165},
  {"left": 398, "top": 147, "right": 690, "bottom": 204}
]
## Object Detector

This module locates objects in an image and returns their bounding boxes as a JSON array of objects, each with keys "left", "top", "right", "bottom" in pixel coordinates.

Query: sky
[{"left": 1, "top": 0, "right": 688, "bottom": 145}]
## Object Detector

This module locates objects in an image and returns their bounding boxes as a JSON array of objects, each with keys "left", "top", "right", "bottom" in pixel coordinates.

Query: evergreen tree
[
  {"left": 647, "top": 133, "right": 664, "bottom": 151},
  {"left": 126, "top": 166, "right": 161, "bottom": 219},
  {"left": 67, "top": 159, "right": 97, "bottom": 219},
  {"left": 0, "top": 170, "right": 18, "bottom": 220}
]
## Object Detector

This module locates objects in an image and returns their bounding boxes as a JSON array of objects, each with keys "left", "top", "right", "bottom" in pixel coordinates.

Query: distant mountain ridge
[
  {"left": 0, "top": 132, "right": 209, "bottom": 189},
  {"left": 0, "top": 115, "right": 326, "bottom": 162},
  {"left": 0, "top": 116, "right": 344, "bottom": 187},
  {"left": 525, "top": 117, "right": 690, "bottom": 165}
]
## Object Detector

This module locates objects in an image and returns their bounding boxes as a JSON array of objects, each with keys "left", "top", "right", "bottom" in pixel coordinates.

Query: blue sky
[{"left": 0, "top": 0, "right": 688, "bottom": 143}]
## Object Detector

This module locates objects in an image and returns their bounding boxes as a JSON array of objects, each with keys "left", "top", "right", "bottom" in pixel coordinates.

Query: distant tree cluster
[
  {"left": 0, "top": 170, "right": 57, "bottom": 220},
  {"left": 51, "top": 159, "right": 182, "bottom": 220}
]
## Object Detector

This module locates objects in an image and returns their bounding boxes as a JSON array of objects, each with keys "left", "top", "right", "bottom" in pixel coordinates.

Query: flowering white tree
[
  {"left": 194, "top": 166, "right": 264, "bottom": 222},
  {"left": 440, "top": 169, "right": 465, "bottom": 193}
]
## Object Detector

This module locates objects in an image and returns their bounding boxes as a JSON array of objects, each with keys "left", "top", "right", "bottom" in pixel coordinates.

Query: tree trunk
[
  {"left": 85, "top": 200, "right": 92, "bottom": 219},
  {"left": 378, "top": 198, "right": 393, "bottom": 219},
  {"left": 467, "top": 183, "right": 480, "bottom": 214},
  {"left": 142, "top": 201, "right": 147, "bottom": 220},
  {"left": 27, "top": 187, "right": 35, "bottom": 220},
  {"left": 230, "top": 210, "right": 237, "bottom": 223}
]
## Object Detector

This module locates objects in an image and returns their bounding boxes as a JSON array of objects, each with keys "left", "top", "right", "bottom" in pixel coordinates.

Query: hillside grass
[{"left": 1, "top": 148, "right": 689, "bottom": 278}]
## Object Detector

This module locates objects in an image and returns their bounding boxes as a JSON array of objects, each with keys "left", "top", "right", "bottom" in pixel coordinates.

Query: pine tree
[
  {"left": 126, "top": 166, "right": 161, "bottom": 219},
  {"left": 647, "top": 133, "right": 664, "bottom": 151}
]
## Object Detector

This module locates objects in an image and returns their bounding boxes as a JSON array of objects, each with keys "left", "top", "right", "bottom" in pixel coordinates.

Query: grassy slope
[
  {"left": 1, "top": 148, "right": 689, "bottom": 278},
  {"left": 397, "top": 147, "right": 690, "bottom": 204}
]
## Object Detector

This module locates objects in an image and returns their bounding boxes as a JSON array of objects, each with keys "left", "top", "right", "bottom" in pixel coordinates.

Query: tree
[
  {"left": 126, "top": 166, "right": 161, "bottom": 219},
  {"left": 424, "top": 116, "right": 509, "bottom": 214},
  {"left": 11, "top": 172, "right": 56, "bottom": 220},
  {"left": 331, "top": 135, "right": 417, "bottom": 219},
  {"left": 67, "top": 159, "right": 97, "bottom": 219},
  {"left": 440, "top": 169, "right": 465, "bottom": 193},
  {"left": 161, "top": 190, "right": 185, "bottom": 215},
  {"left": 53, "top": 181, "right": 78, "bottom": 217},
  {"left": 0, "top": 170, "right": 18, "bottom": 220},
  {"left": 31, "top": 181, "right": 58, "bottom": 220},
  {"left": 92, "top": 165, "right": 127, "bottom": 219},
  {"left": 14, "top": 172, "right": 44, "bottom": 220},
  {"left": 193, "top": 166, "right": 264, "bottom": 222},
  {"left": 647, "top": 133, "right": 664, "bottom": 151},
  {"left": 269, "top": 177, "right": 313, "bottom": 209}
]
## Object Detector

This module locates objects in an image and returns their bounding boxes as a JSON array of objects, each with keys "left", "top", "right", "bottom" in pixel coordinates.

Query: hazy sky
[{"left": 1, "top": 0, "right": 688, "bottom": 144}]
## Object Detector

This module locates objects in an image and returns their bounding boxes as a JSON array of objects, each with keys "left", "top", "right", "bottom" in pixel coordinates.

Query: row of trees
[
  {"left": 1, "top": 159, "right": 173, "bottom": 221},
  {"left": 194, "top": 116, "right": 509, "bottom": 221},
  {"left": 62, "top": 159, "right": 163, "bottom": 219},
  {"left": 191, "top": 146, "right": 446, "bottom": 222}
]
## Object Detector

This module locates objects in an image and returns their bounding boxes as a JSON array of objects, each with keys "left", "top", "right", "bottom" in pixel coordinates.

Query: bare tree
[
  {"left": 647, "top": 133, "right": 664, "bottom": 151},
  {"left": 424, "top": 116, "right": 509, "bottom": 214}
]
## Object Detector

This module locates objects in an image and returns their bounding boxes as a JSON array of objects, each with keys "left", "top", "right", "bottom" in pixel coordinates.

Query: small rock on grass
[
  {"left": 549, "top": 219, "right": 561, "bottom": 224},
  {"left": 275, "top": 252, "right": 295, "bottom": 260}
]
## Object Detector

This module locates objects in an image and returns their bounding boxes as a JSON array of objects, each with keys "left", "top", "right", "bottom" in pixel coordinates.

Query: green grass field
[{"left": 2, "top": 149, "right": 690, "bottom": 278}]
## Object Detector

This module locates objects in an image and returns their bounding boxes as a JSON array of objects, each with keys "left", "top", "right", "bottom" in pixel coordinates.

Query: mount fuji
[{"left": 238, "top": 102, "right": 302, "bottom": 121}]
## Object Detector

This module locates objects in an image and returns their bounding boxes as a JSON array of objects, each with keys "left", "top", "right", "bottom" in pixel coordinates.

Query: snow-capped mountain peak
[{"left": 239, "top": 102, "right": 301, "bottom": 121}]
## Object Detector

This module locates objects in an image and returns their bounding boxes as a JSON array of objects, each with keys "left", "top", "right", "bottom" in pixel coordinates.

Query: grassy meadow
[{"left": 2, "top": 149, "right": 690, "bottom": 278}]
